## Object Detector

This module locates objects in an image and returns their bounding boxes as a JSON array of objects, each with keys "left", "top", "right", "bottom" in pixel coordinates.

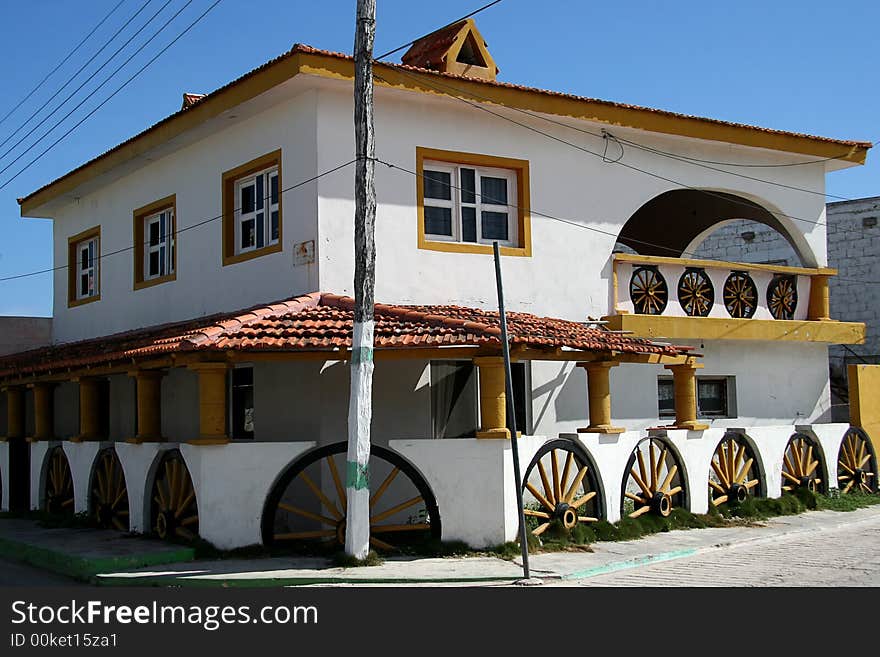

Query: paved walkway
[{"left": 2, "top": 506, "right": 878, "bottom": 586}]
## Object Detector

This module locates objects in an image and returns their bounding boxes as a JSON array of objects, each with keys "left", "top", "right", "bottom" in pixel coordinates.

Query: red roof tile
[
  {"left": 0, "top": 292, "right": 692, "bottom": 380},
  {"left": 401, "top": 21, "right": 467, "bottom": 70}
]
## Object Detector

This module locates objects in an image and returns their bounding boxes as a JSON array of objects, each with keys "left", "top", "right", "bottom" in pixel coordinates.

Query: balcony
[{"left": 603, "top": 253, "right": 865, "bottom": 344}]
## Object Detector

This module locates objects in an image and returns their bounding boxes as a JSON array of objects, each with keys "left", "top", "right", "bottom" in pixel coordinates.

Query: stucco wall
[
  {"left": 0, "top": 317, "right": 52, "bottom": 356},
  {"left": 53, "top": 382, "right": 79, "bottom": 440}
]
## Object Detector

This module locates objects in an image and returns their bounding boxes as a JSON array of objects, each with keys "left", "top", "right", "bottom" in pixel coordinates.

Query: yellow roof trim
[{"left": 19, "top": 46, "right": 871, "bottom": 217}]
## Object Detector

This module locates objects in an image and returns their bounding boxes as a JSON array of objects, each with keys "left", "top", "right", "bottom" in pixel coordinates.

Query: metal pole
[
  {"left": 492, "top": 241, "right": 530, "bottom": 579},
  {"left": 346, "top": 0, "right": 377, "bottom": 560}
]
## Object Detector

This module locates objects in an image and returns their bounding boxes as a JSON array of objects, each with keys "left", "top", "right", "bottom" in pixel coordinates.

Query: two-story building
[{"left": 0, "top": 20, "right": 875, "bottom": 550}]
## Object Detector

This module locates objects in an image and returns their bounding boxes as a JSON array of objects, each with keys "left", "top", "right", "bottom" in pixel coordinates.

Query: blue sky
[{"left": 0, "top": 0, "right": 876, "bottom": 316}]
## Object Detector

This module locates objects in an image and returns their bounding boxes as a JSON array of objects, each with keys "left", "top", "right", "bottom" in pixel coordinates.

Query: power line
[
  {"left": 0, "top": 0, "right": 128, "bottom": 130},
  {"left": 374, "top": 0, "right": 503, "bottom": 61},
  {"left": 0, "top": 0, "right": 180, "bottom": 181},
  {"left": 0, "top": 158, "right": 357, "bottom": 283},
  {"left": 0, "top": 0, "right": 156, "bottom": 157},
  {"left": 376, "top": 67, "right": 876, "bottom": 241},
  {"left": 0, "top": 0, "right": 223, "bottom": 192}
]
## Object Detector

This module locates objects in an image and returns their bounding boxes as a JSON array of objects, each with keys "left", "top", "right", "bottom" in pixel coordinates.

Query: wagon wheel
[
  {"left": 837, "top": 428, "right": 877, "bottom": 494},
  {"left": 723, "top": 271, "right": 757, "bottom": 319},
  {"left": 622, "top": 438, "right": 686, "bottom": 518},
  {"left": 90, "top": 449, "right": 129, "bottom": 532},
  {"left": 767, "top": 275, "right": 798, "bottom": 320},
  {"left": 44, "top": 447, "right": 74, "bottom": 516},
  {"left": 709, "top": 434, "right": 761, "bottom": 506},
  {"left": 150, "top": 450, "right": 199, "bottom": 541},
  {"left": 630, "top": 266, "right": 668, "bottom": 315},
  {"left": 262, "top": 443, "right": 441, "bottom": 553},
  {"left": 522, "top": 440, "right": 602, "bottom": 537},
  {"left": 678, "top": 268, "right": 714, "bottom": 317},
  {"left": 781, "top": 434, "right": 824, "bottom": 493}
]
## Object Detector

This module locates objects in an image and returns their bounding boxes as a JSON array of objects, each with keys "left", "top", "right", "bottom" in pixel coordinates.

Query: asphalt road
[{"left": 0, "top": 558, "right": 84, "bottom": 587}]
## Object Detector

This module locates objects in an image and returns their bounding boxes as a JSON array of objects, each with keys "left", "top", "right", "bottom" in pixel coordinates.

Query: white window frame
[
  {"left": 75, "top": 236, "right": 99, "bottom": 300},
  {"left": 234, "top": 166, "right": 279, "bottom": 255},
  {"left": 423, "top": 160, "right": 517, "bottom": 247},
  {"left": 143, "top": 208, "right": 175, "bottom": 280}
]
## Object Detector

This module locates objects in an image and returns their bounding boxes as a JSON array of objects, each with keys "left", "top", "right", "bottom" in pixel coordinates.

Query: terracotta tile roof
[
  {"left": 0, "top": 292, "right": 692, "bottom": 380},
  {"left": 18, "top": 43, "right": 870, "bottom": 210}
]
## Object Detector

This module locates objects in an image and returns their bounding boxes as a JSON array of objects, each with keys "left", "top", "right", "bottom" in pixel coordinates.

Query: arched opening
[{"left": 615, "top": 189, "right": 814, "bottom": 267}]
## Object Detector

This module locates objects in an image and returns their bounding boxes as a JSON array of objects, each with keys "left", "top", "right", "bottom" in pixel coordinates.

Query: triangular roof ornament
[
  {"left": 401, "top": 18, "right": 499, "bottom": 81},
  {"left": 181, "top": 93, "right": 206, "bottom": 110}
]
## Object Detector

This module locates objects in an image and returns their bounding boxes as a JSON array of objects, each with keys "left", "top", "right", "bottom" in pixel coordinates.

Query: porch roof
[{"left": 0, "top": 292, "right": 693, "bottom": 380}]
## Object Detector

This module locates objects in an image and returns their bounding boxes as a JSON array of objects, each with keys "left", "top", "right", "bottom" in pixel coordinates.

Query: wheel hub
[
  {"left": 156, "top": 511, "right": 175, "bottom": 540},
  {"left": 651, "top": 492, "right": 672, "bottom": 517},
  {"left": 799, "top": 477, "right": 817, "bottom": 493},
  {"left": 853, "top": 468, "right": 867, "bottom": 486},
  {"left": 553, "top": 503, "right": 577, "bottom": 529},
  {"left": 729, "top": 483, "right": 748, "bottom": 504}
]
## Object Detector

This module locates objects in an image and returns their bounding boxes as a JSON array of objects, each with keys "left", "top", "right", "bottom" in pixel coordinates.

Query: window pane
[
  {"left": 480, "top": 176, "right": 508, "bottom": 205},
  {"left": 256, "top": 174, "right": 264, "bottom": 211},
  {"left": 270, "top": 210, "right": 279, "bottom": 241},
  {"left": 148, "top": 251, "right": 160, "bottom": 277},
  {"left": 148, "top": 220, "right": 160, "bottom": 247},
  {"left": 241, "top": 183, "right": 256, "bottom": 213},
  {"left": 481, "top": 211, "right": 509, "bottom": 241},
  {"left": 698, "top": 380, "right": 726, "bottom": 415},
  {"left": 232, "top": 367, "right": 255, "bottom": 440},
  {"left": 241, "top": 219, "right": 256, "bottom": 248},
  {"left": 423, "top": 170, "right": 451, "bottom": 200},
  {"left": 430, "top": 361, "right": 478, "bottom": 439},
  {"left": 460, "top": 168, "right": 476, "bottom": 204},
  {"left": 461, "top": 206, "right": 477, "bottom": 243},
  {"left": 160, "top": 214, "right": 167, "bottom": 243},
  {"left": 424, "top": 206, "right": 452, "bottom": 236},
  {"left": 658, "top": 380, "right": 675, "bottom": 415},
  {"left": 159, "top": 246, "right": 166, "bottom": 276},
  {"left": 256, "top": 211, "right": 264, "bottom": 248},
  {"left": 270, "top": 172, "right": 278, "bottom": 205},
  {"left": 80, "top": 273, "right": 89, "bottom": 297},
  {"left": 510, "top": 362, "right": 530, "bottom": 434},
  {"left": 80, "top": 247, "right": 88, "bottom": 272}
]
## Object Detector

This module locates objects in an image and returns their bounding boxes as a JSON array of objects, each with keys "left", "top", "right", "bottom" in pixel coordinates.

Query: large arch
[{"left": 616, "top": 189, "right": 817, "bottom": 267}]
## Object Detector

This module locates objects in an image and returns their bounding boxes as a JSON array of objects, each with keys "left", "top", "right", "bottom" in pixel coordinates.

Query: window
[
  {"left": 430, "top": 360, "right": 531, "bottom": 438},
  {"left": 417, "top": 147, "right": 531, "bottom": 256},
  {"left": 222, "top": 151, "right": 282, "bottom": 265},
  {"left": 658, "top": 376, "right": 736, "bottom": 418},
  {"left": 133, "top": 195, "right": 176, "bottom": 289},
  {"left": 230, "top": 366, "right": 254, "bottom": 440},
  {"left": 67, "top": 226, "right": 101, "bottom": 306}
]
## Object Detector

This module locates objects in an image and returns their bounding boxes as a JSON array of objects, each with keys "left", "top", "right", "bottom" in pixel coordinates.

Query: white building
[{"left": 1, "top": 20, "right": 876, "bottom": 550}]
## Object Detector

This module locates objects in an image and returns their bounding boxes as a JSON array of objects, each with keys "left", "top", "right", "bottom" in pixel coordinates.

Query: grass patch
[
  {"left": 332, "top": 550, "right": 383, "bottom": 568},
  {"left": 816, "top": 489, "right": 880, "bottom": 512}
]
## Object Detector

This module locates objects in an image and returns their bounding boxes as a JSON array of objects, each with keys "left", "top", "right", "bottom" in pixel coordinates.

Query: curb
[
  {"left": 94, "top": 574, "right": 517, "bottom": 588},
  {"left": 0, "top": 534, "right": 195, "bottom": 582}
]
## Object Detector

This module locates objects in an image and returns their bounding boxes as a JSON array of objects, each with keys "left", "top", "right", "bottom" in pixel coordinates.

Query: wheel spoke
[
  {"left": 843, "top": 480, "right": 854, "bottom": 494},
  {"left": 174, "top": 491, "right": 195, "bottom": 519},
  {"left": 369, "top": 536, "right": 395, "bottom": 551},
  {"left": 111, "top": 518, "right": 127, "bottom": 532},
  {"left": 577, "top": 516, "right": 598, "bottom": 523},
  {"left": 624, "top": 492, "right": 646, "bottom": 504},
  {"left": 667, "top": 485, "right": 682, "bottom": 496},
  {"left": 711, "top": 458, "right": 731, "bottom": 490},
  {"left": 370, "top": 466, "right": 400, "bottom": 510},
  {"left": 713, "top": 495, "right": 728, "bottom": 506},
  {"left": 744, "top": 479, "right": 759, "bottom": 489},
  {"left": 278, "top": 502, "right": 336, "bottom": 526},
  {"left": 629, "top": 505, "right": 651, "bottom": 519},
  {"left": 708, "top": 480, "right": 726, "bottom": 495},
  {"left": 525, "top": 482, "right": 555, "bottom": 513},
  {"left": 537, "top": 459, "right": 554, "bottom": 505},
  {"left": 551, "top": 450, "right": 561, "bottom": 505},
  {"left": 523, "top": 509, "right": 550, "bottom": 519},
  {"left": 532, "top": 522, "right": 551, "bottom": 536},
  {"left": 301, "top": 472, "right": 342, "bottom": 520},
  {"left": 636, "top": 447, "right": 649, "bottom": 489},
  {"left": 370, "top": 496, "right": 423, "bottom": 525},
  {"left": 649, "top": 442, "right": 657, "bottom": 491},
  {"left": 275, "top": 529, "right": 337, "bottom": 541},
  {"left": 180, "top": 515, "right": 199, "bottom": 527},
  {"left": 781, "top": 471, "right": 801, "bottom": 484},
  {"left": 660, "top": 464, "right": 678, "bottom": 493},
  {"left": 570, "top": 491, "right": 596, "bottom": 509},
  {"left": 563, "top": 466, "right": 588, "bottom": 503},
  {"left": 736, "top": 457, "right": 754, "bottom": 485},
  {"left": 560, "top": 451, "right": 574, "bottom": 499},
  {"left": 326, "top": 455, "right": 347, "bottom": 514},
  {"left": 629, "top": 467, "right": 652, "bottom": 498},
  {"left": 371, "top": 523, "right": 431, "bottom": 533}
]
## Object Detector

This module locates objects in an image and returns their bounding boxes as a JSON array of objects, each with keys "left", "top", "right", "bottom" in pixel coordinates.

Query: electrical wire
[
  {"left": 0, "top": 0, "right": 127, "bottom": 130},
  {"left": 0, "top": 0, "right": 223, "bottom": 192}
]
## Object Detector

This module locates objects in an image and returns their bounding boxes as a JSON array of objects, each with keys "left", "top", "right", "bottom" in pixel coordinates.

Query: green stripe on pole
[
  {"left": 346, "top": 461, "right": 371, "bottom": 490},
  {"left": 350, "top": 346, "right": 374, "bottom": 364}
]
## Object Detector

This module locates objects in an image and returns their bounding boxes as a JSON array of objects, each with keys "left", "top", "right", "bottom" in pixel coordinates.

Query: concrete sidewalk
[{"left": 2, "top": 506, "right": 878, "bottom": 586}]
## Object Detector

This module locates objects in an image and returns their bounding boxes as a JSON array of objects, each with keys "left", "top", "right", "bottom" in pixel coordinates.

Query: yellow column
[
  {"left": 474, "top": 357, "right": 510, "bottom": 439},
  {"left": 3, "top": 386, "right": 25, "bottom": 440},
  {"left": 188, "top": 363, "right": 230, "bottom": 444},
  {"left": 807, "top": 275, "right": 831, "bottom": 321},
  {"left": 577, "top": 361, "right": 624, "bottom": 434},
  {"left": 29, "top": 382, "right": 55, "bottom": 442},
  {"left": 73, "top": 377, "right": 103, "bottom": 441},
  {"left": 665, "top": 362, "right": 709, "bottom": 430},
  {"left": 128, "top": 370, "right": 165, "bottom": 443},
  {"left": 848, "top": 363, "right": 880, "bottom": 457}
]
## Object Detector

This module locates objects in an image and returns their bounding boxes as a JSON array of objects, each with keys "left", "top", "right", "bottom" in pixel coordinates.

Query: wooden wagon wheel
[
  {"left": 781, "top": 434, "right": 824, "bottom": 493},
  {"left": 522, "top": 439, "right": 602, "bottom": 537},
  {"left": 709, "top": 433, "right": 761, "bottom": 506},
  {"left": 678, "top": 268, "right": 714, "bottom": 317},
  {"left": 262, "top": 443, "right": 441, "bottom": 553},
  {"left": 622, "top": 438, "right": 686, "bottom": 518},
  {"left": 150, "top": 450, "right": 199, "bottom": 541},
  {"left": 44, "top": 447, "right": 74, "bottom": 516},
  {"left": 723, "top": 271, "right": 758, "bottom": 319},
  {"left": 837, "top": 428, "right": 876, "bottom": 494},
  {"left": 630, "top": 266, "right": 668, "bottom": 315},
  {"left": 90, "top": 449, "right": 129, "bottom": 532},
  {"left": 767, "top": 275, "right": 798, "bottom": 320}
]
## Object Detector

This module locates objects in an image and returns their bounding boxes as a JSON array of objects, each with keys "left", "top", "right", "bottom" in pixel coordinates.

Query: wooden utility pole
[{"left": 346, "top": 0, "right": 377, "bottom": 559}]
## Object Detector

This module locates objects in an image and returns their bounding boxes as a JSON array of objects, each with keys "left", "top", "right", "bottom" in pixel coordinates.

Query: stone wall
[{"left": 0, "top": 317, "right": 52, "bottom": 356}]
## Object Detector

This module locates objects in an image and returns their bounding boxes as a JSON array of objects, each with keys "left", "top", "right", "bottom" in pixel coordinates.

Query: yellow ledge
[
  {"left": 613, "top": 252, "right": 837, "bottom": 277},
  {"left": 603, "top": 314, "right": 866, "bottom": 344}
]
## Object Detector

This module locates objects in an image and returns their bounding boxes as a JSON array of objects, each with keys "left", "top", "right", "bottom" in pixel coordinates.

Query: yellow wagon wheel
[
  {"left": 150, "top": 450, "right": 199, "bottom": 542},
  {"left": 630, "top": 266, "right": 668, "bottom": 315},
  {"left": 678, "top": 268, "right": 714, "bottom": 317},
  {"left": 262, "top": 443, "right": 441, "bottom": 553},
  {"left": 44, "top": 447, "right": 75, "bottom": 516},
  {"left": 622, "top": 437, "right": 686, "bottom": 518},
  {"left": 90, "top": 448, "right": 129, "bottom": 532},
  {"left": 723, "top": 271, "right": 758, "bottom": 319},
  {"left": 837, "top": 428, "right": 876, "bottom": 494},
  {"left": 522, "top": 439, "right": 602, "bottom": 537},
  {"left": 781, "top": 434, "right": 824, "bottom": 494},
  {"left": 709, "top": 433, "right": 761, "bottom": 506},
  {"left": 767, "top": 275, "right": 798, "bottom": 320}
]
